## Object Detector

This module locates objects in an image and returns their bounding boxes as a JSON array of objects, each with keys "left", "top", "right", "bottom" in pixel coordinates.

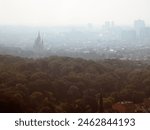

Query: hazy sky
[{"left": 0, "top": 0, "right": 150, "bottom": 26}]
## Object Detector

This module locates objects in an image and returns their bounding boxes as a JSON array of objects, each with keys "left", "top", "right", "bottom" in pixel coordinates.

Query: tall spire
[{"left": 33, "top": 31, "right": 44, "bottom": 52}]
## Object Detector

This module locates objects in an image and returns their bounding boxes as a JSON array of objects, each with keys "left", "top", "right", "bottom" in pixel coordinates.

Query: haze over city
[
  {"left": 0, "top": 0, "right": 150, "bottom": 113},
  {"left": 0, "top": 0, "right": 150, "bottom": 26}
]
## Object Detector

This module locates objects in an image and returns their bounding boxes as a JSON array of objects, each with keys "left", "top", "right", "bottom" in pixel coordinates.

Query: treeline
[{"left": 0, "top": 55, "right": 150, "bottom": 112}]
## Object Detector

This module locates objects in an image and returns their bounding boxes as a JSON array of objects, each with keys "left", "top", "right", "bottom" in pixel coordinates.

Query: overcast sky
[{"left": 0, "top": 0, "right": 149, "bottom": 26}]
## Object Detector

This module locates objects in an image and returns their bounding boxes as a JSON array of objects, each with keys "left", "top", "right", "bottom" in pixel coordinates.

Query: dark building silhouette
[{"left": 33, "top": 32, "right": 44, "bottom": 52}]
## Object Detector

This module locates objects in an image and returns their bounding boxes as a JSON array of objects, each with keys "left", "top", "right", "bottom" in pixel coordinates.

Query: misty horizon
[
  {"left": 0, "top": 0, "right": 150, "bottom": 60},
  {"left": 0, "top": 0, "right": 150, "bottom": 26}
]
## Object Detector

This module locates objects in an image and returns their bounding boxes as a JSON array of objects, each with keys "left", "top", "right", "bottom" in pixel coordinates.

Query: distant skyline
[{"left": 0, "top": 0, "right": 150, "bottom": 26}]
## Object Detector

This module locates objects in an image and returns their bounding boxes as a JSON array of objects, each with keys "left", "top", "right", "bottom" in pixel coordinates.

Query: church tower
[{"left": 33, "top": 32, "right": 44, "bottom": 52}]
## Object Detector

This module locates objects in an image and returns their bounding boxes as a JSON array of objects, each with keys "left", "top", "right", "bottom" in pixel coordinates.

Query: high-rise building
[
  {"left": 104, "top": 21, "right": 114, "bottom": 29},
  {"left": 134, "top": 20, "right": 145, "bottom": 29},
  {"left": 134, "top": 20, "right": 146, "bottom": 40}
]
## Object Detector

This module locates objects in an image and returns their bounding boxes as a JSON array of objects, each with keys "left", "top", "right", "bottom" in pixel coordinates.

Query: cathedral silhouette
[{"left": 33, "top": 32, "right": 44, "bottom": 52}]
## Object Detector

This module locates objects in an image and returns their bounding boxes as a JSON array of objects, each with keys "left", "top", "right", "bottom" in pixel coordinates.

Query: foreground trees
[{"left": 0, "top": 55, "right": 150, "bottom": 112}]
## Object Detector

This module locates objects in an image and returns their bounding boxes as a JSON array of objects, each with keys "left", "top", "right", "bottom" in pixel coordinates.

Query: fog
[
  {"left": 0, "top": 0, "right": 150, "bottom": 26},
  {"left": 0, "top": 0, "right": 150, "bottom": 60},
  {"left": 0, "top": 20, "right": 150, "bottom": 60}
]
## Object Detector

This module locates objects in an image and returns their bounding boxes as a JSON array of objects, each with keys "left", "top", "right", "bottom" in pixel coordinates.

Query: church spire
[{"left": 33, "top": 31, "right": 44, "bottom": 52}]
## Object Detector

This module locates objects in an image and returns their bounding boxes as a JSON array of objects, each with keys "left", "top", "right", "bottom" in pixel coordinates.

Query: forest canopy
[{"left": 0, "top": 55, "right": 150, "bottom": 112}]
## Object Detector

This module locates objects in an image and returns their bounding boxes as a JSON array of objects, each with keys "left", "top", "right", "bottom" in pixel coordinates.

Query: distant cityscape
[{"left": 0, "top": 20, "right": 150, "bottom": 60}]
